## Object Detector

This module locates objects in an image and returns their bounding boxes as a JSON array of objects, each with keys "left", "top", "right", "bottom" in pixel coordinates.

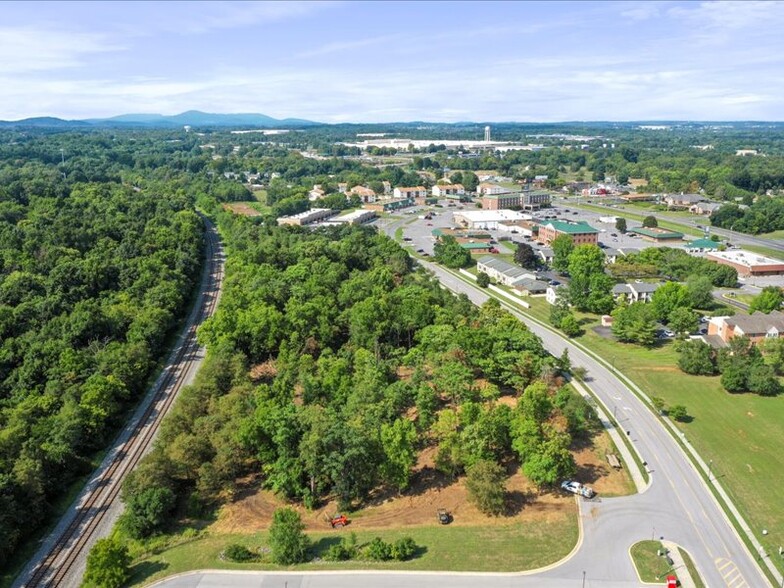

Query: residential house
[
  {"left": 432, "top": 183, "right": 465, "bottom": 197},
  {"left": 393, "top": 186, "right": 428, "bottom": 200},
  {"left": 546, "top": 285, "right": 565, "bottom": 305},
  {"left": 612, "top": 282, "right": 662, "bottom": 303},
  {"left": 708, "top": 311, "right": 784, "bottom": 345},
  {"left": 349, "top": 186, "right": 377, "bottom": 203},
  {"left": 664, "top": 193, "right": 703, "bottom": 209},
  {"left": 308, "top": 185, "right": 326, "bottom": 201},
  {"left": 538, "top": 247, "right": 554, "bottom": 265},
  {"left": 512, "top": 278, "right": 548, "bottom": 296},
  {"left": 690, "top": 201, "right": 723, "bottom": 215},
  {"left": 602, "top": 248, "right": 623, "bottom": 264}
]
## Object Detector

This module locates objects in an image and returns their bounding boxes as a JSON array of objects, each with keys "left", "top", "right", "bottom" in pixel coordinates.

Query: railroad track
[{"left": 20, "top": 220, "right": 225, "bottom": 588}]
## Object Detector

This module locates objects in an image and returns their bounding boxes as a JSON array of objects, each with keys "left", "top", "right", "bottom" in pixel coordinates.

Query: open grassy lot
[
  {"left": 630, "top": 540, "right": 675, "bottom": 582},
  {"left": 552, "top": 308, "right": 784, "bottom": 566},
  {"left": 126, "top": 514, "right": 579, "bottom": 586},
  {"left": 758, "top": 230, "right": 784, "bottom": 241}
]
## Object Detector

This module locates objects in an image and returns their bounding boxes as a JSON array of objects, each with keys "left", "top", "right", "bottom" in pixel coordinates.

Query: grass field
[
  {"left": 126, "top": 514, "right": 579, "bottom": 586},
  {"left": 549, "top": 305, "right": 784, "bottom": 567},
  {"left": 630, "top": 540, "right": 676, "bottom": 582}
]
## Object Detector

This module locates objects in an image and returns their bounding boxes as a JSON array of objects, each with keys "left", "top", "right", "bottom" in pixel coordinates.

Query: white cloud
[
  {"left": 0, "top": 26, "right": 123, "bottom": 74},
  {"left": 667, "top": 1, "right": 784, "bottom": 30},
  {"left": 165, "top": 1, "right": 338, "bottom": 35}
]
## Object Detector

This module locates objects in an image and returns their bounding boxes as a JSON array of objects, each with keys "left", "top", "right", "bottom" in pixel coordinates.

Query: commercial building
[
  {"left": 537, "top": 220, "right": 599, "bottom": 246},
  {"left": 453, "top": 209, "right": 531, "bottom": 230},
  {"left": 330, "top": 209, "right": 377, "bottom": 225},
  {"left": 477, "top": 183, "right": 511, "bottom": 196},
  {"left": 363, "top": 198, "right": 414, "bottom": 212},
  {"left": 476, "top": 256, "right": 536, "bottom": 286},
  {"left": 684, "top": 238, "right": 720, "bottom": 253},
  {"left": 481, "top": 190, "right": 551, "bottom": 211},
  {"left": 706, "top": 250, "right": 784, "bottom": 277},
  {"left": 708, "top": 311, "right": 784, "bottom": 345},
  {"left": 520, "top": 190, "right": 551, "bottom": 210},
  {"left": 481, "top": 192, "right": 522, "bottom": 210},
  {"left": 277, "top": 208, "right": 337, "bottom": 226},
  {"left": 629, "top": 227, "right": 685, "bottom": 242}
]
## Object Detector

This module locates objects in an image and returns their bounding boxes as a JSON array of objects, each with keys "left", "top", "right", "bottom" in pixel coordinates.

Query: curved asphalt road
[{"left": 149, "top": 215, "right": 772, "bottom": 588}]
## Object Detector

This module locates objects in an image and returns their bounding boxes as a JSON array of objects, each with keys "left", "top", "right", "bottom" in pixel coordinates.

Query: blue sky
[{"left": 2, "top": 1, "right": 783, "bottom": 122}]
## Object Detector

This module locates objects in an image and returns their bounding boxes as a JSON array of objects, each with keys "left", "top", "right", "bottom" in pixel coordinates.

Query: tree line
[{"left": 117, "top": 211, "right": 597, "bottom": 544}]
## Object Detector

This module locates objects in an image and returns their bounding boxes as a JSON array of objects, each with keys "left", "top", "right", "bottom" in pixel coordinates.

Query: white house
[
  {"left": 612, "top": 282, "right": 662, "bottom": 303},
  {"left": 432, "top": 184, "right": 465, "bottom": 197}
]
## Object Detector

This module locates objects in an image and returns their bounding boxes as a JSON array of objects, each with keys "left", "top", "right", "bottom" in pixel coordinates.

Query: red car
[{"left": 666, "top": 575, "right": 678, "bottom": 588}]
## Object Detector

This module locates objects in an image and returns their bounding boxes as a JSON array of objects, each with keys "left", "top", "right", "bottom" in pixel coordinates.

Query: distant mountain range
[{"left": 0, "top": 110, "right": 319, "bottom": 129}]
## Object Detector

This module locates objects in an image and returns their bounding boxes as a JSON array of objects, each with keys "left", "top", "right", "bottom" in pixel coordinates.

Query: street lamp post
[
  {"left": 708, "top": 459, "right": 713, "bottom": 482},
  {"left": 582, "top": 570, "right": 586, "bottom": 588}
]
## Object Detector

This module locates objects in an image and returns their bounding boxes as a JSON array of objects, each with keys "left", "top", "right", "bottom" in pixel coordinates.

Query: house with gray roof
[
  {"left": 612, "top": 282, "right": 662, "bottom": 303},
  {"left": 476, "top": 256, "right": 536, "bottom": 286}
]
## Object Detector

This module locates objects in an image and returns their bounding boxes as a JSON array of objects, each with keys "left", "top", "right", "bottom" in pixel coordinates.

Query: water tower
[{"left": 484, "top": 125, "right": 491, "bottom": 142}]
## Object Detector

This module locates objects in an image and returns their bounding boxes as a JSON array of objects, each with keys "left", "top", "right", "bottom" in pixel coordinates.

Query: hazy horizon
[{"left": 3, "top": 1, "right": 784, "bottom": 123}]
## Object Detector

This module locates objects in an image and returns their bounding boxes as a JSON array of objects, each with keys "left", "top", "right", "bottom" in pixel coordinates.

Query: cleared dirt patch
[
  {"left": 211, "top": 428, "right": 630, "bottom": 535},
  {"left": 223, "top": 202, "right": 262, "bottom": 217}
]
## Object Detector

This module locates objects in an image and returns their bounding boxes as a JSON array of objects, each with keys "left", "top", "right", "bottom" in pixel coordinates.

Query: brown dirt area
[
  {"left": 223, "top": 202, "right": 261, "bottom": 217},
  {"left": 210, "top": 430, "right": 631, "bottom": 536}
]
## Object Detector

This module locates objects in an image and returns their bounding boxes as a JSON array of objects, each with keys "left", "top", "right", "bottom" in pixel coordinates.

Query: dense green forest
[
  {"left": 118, "top": 213, "right": 590, "bottom": 540},
  {"left": 0, "top": 133, "right": 205, "bottom": 566}
]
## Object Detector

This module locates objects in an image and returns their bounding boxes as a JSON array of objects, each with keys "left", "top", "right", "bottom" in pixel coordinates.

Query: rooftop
[
  {"left": 707, "top": 250, "right": 784, "bottom": 267},
  {"left": 454, "top": 209, "right": 531, "bottom": 222},
  {"left": 544, "top": 220, "right": 599, "bottom": 234},
  {"left": 629, "top": 227, "right": 684, "bottom": 239},
  {"left": 685, "top": 238, "right": 720, "bottom": 250},
  {"left": 724, "top": 310, "right": 784, "bottom": 335}
]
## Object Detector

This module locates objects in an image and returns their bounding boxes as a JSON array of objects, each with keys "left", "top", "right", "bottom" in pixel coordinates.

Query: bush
[
  {"left": 668, "top": 405, "right": 688, "bottom": 422},
  {"left": 324, "top": 533, "right": 358, "bottom": 561},
  {"left": 364, "top": 537, "right": 392, "bottom": 561},
  {"left": 223, "top": 543, "right": 255, "bottom": 562},
  {"left": 269, "top": 507, "right": 310, "bottom": 565},
  {"left": 391, "top": 537, "right": 418, "bottom": 561},
  {"left": 476, "top": 272, "right": 490, "bottom": 288}
]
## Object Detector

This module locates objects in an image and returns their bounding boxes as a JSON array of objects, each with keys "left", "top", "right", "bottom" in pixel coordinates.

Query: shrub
[
  {"left": 391, "top": 537, "right": 418, "bottom": 561},
  {"left": 223, "top": 543, "right": 255, "bottom": 562},
  {"left": 324, "top": 533, "right": 358, "bottom": 561},
  {"left": 364, "top": 537, "right": 392, "bottom": 561}
]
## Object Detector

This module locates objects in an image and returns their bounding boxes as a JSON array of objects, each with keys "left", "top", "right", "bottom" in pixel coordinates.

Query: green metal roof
[
  {"left": 630, "top": 227, "right": 684, "bottom": 239},
  {"left": 545, "top": 220, "right": 599, "bottom": 234},
  {"left": 461, "top": 242, "right": 492, "bottom": 250},
  {"left": 686, "top": 238, "right": 719, "bottom": 249}
]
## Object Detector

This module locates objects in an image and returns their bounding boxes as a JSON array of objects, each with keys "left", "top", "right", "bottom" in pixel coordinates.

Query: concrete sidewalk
[{"left": 661, "top": 541, "right": 697, "bottom": 588}]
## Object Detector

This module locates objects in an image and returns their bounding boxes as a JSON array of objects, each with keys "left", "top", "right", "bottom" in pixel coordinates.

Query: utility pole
[{"left": 582, "top": 570, "right": 586, "bottom": 588}]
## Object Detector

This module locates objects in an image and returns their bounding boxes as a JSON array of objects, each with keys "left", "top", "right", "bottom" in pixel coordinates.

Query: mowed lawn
[
  {"left": 126, "top": 515, "right": 578, "bottom": 587},
  {"left": 573, "top": 324, "right": 784, "bottom": 560}
]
